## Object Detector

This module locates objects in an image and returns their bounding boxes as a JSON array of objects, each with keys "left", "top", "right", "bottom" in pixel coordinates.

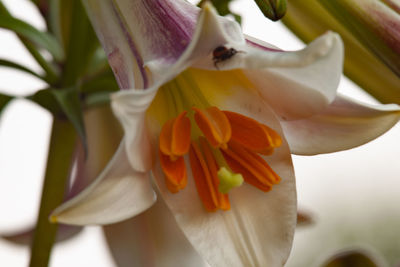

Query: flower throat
[{"left": 152, "top": 69, "right": 283, "bottom": 212}]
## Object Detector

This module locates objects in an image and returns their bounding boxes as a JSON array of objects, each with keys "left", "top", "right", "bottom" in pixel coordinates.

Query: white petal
[
  {"left": 244, "top": 32, "right": 343, "bottom": 120},
  {"left": 153, "top": 88, "right": 296, "bottom": 267},
  {"left": 194, "top": 31, "right": 343, "bottom": 120},
  {"left": 103, "top": 197, "right": 209, "bottom": 267},
  {"left": 51, "top": 142, "right": 156, "bottom": 225},
  {"left": 68, "top": 106, "right": 123, "bottom": 199},
  {"left": 82, "top": 0, "right": 148, "bottom": 88},
  {"left": 111, "top": 89, "right": 158, "bottom": 172},
  {"left": 112, "top": 0, "right": 199, "bottom": 65},
  {"left": 110, "top": 4, "right": 248, "bottom": 161},
  {"left": 147, "top": 3, "right": 245, "bottom": 82},
  {"left": 281, "top": 94, "right": 400, "bottom": 155}
]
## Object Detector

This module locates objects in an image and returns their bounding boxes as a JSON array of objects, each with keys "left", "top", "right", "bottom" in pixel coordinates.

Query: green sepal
[{"left": 0, "top": 15, "right": 64, "bottom": 62}]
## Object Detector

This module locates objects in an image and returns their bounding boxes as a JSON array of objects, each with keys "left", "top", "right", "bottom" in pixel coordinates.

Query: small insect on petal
[{"left": 212, "top": 46, "right": 241, "bottom": 69}]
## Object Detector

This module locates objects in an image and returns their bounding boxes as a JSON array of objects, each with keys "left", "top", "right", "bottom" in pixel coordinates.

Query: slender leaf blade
[
  {"left": 0, "top": 15, "right": 64, "bottom": 61},
  {"left": 0, "top": 93, "right": 13, "bottom": 114},
  {"left": 0, "top": 58, "right": 46, "bottom": 81}
]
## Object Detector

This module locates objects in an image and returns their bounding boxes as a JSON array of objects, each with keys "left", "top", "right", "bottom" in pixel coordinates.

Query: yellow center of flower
[{"left": 150, "top": 69, "right": 282, "bottom": 212}]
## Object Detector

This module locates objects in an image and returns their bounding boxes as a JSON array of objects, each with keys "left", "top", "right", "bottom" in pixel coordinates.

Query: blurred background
[{"left": 0, "top": 0, "right": 399, "bottom": 266}]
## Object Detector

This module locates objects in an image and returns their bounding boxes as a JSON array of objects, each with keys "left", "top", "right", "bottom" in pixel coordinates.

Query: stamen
[
  {"left": 199, "top": 138, "right": 230, "bottom": 210},
  {"left": 221, "top": 140, "right": 281, "bottom": 192},
  {"left": 189, "top": 138, "right": 230, "bottom": 211},
  {"left": 159, "top": 111, "right": 191, "bottom": 193},
  {"left": 159, "top": 151, "right": 187, "bottom": 193},
  {"left": 223, "top": 110, "right": 281, "bottom": 154},
  {"left": 159, "top": 111, "right": 191, "bottom": 160},
  {"left": 193, "top": 107, "right": 231, "bottom": 149},
  {"left": 261, "top": 124, "right": 282, "bottom": 148},
  {"left": 157, "top": 100, "right": 283, "bottom": 211}
]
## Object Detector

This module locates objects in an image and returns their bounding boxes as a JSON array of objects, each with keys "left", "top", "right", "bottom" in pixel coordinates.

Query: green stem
[{"left": 29, "top": 118, "right": 77, "bottom": 267}]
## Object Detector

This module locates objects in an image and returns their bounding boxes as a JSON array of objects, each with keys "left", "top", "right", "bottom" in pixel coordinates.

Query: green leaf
[
  {"left": 0, "top": 58, "right": 46, "bottom": 81},
  {"left": 0, "top": 15, "right": 64, "bottom": 61},
  {"left": 29, "top": 0, "right": 51, "bottom": 30},
  {"left": 28, "top": 88, "right": 61, "bottom": 114},
  {"left": 0, "top": 2, "right": 59, "bottom": 82},
  {"left": 0, "top": 93, "right": 13, "bottom": 114},
  {"left": 28, "top": 87, "right": 87, "bottom": 150}
]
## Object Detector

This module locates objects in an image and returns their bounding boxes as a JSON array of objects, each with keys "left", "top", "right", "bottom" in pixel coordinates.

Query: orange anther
[
  {"left": 199, "top": 137, "right": 230, "bottom": 211},
  {"left": 159, "top": 149, "right": 187, "bottom": 193},
  {"left": 261, "top": 124, "right": 282, "bottom": 148},
  {"left": 189, "top": 139, "right": 231, "bottom": 212},
  {"left": 193, "top": 107, "right": 231, "bottom": 149},
  {"left": 223, "top": 110, "right": 280, "bottom": 154},
  {"left": 159, "top": 111, "right": 191, "bottom": 160},
  {"left": 189, "top": 142, "right": 217, "bottom": 212}
]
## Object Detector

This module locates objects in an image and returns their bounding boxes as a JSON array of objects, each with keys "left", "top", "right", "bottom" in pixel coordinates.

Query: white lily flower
[{"left": 50, "top": 1, "right": 400, "bottom": 266}]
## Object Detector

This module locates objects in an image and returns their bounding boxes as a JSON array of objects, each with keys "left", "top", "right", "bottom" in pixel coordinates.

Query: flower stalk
[{"left": 29, "top": 119, "right": 77, "bottom": 267}]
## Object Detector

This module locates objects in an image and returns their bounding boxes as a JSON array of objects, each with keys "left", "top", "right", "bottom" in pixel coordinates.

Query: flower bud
[
  {"left": 254, "top": 0, "right": 287, "bottom": 21},
  {"left": 282, "top": 0, "right": 400, "bottom": 104}
]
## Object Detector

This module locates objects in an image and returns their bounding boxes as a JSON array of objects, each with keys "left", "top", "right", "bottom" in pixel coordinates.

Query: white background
[{"left": 0, "top": 0, "right": 399, "bottom": 266}]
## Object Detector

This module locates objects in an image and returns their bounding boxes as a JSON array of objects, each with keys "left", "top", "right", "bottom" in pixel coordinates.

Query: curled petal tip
[
  {"left": 254, "top": 0, "right": 287, "bottom": 21},
  {"left": 306, "top": 31, "right": 343, "bottom": 59}
]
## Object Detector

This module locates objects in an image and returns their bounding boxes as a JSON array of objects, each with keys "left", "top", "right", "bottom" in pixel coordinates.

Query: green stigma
[{"left": 218, "top": 167, "right": 244, "bottom": 194}]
